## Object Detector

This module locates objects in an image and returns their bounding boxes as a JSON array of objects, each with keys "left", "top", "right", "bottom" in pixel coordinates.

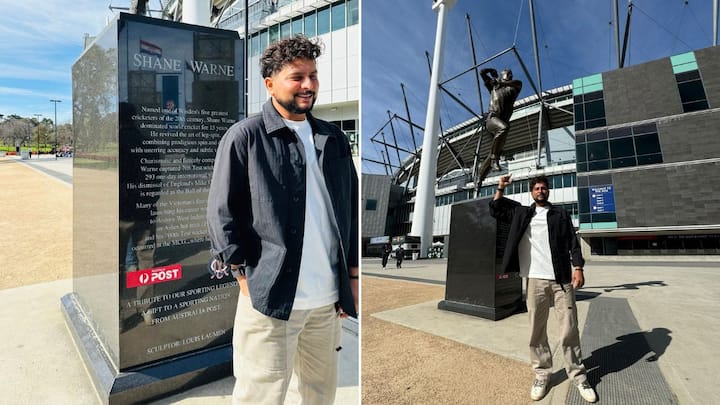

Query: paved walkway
[
  {"left": 0, "top": 156, "right": 358, "bottom": 404},
  {"left": 363, "top": 257, "right": 720, "bottom": 404}
]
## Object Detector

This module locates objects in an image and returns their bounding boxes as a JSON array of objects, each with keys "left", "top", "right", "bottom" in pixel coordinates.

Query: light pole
[
  {"left": 33, "top": 114, "right": 42, "bottom": 159},
  {"left": 50, "top": 99, "right": 61, "bottom": 159}
]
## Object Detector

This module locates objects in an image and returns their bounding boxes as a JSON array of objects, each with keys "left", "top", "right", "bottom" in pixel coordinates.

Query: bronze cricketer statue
[{"left": 474, "top": 68, "right": 522, "bottom": 191}]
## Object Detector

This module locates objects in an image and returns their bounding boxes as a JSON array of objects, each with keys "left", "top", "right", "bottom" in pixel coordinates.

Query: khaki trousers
[
  {"left": 232, "top": 294, "right": 341, "bottom": 405},
  {"left": 526, "top": 278, "right": 588, "bottom": 384}
]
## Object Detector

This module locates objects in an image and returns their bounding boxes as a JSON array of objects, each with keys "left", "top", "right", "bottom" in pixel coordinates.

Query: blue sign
[{"left": 590, "top": 185, "right": 616, "bottom": 213}]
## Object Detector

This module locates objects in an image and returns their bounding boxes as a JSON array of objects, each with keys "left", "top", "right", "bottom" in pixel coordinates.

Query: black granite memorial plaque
[
  {"left": 438, "top": 197, "right": 523, "bottom": 320},
  {"left": 62, "top": 13, "right": 243, "bottom": 404}
]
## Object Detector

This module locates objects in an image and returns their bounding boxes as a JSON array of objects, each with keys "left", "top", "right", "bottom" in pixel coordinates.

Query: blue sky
[
  {"left": 361, "top": 0, "right": 716, "bottom": 174},
  {"left": 0, "top": 0, "right": 118, "bottom": 124}
]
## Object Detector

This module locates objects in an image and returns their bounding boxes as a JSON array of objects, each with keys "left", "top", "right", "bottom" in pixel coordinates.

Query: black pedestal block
[
  {"left": 62, "top": 293, "right": 232, "bottom": 404},
  {"left": 438, "top": 197, "right": 522, "bottom": 321}
]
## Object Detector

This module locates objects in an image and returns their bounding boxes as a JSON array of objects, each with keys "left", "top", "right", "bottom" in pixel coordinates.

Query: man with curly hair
[
  {"left": 490, "top": 175, "right": 596, "bottom": 403},
  {"left": 207, "top": 35, "right": 359, "bottom": 404}
]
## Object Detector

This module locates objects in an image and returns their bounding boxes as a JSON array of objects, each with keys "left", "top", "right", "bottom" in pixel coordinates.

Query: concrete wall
[
  {"left": 603, "top": 58, "right": 682, "bottom": 126},
  {"left": 362, "top": 174, "right": 392, "bottom": 238}
]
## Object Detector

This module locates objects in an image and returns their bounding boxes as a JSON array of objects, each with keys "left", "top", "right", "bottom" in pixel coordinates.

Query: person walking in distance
[
  {"left": 206, "top": 35, "right": 359, "bottom": 405},
  {"left": 381, "top": 240, "right": 392, "bottom": 270},
  {"left": 489, "top": 175, "right": 597, "bottom": 403},
  {"left": 395, "top": 245, "right": 404, "bottom": 269}
]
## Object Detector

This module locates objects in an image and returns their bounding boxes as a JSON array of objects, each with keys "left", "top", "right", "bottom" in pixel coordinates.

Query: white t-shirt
[
  {"left": 518, "top": 206, "right": 555, "bottom": 280},
  {"left": 282, "top": 118, "right": 339, "bottom": 309}
]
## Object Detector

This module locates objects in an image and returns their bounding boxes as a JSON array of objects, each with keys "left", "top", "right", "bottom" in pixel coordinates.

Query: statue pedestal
[
  {"left": 64, "top": 14, "right": 243, "bottom": 404},
  {"left": 438, "top": 197, "right": 523, "bottom": 321}
]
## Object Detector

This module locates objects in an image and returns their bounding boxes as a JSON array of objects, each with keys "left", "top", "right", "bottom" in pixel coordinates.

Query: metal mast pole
[
  {"left": 528, "top": 0, "right": 547, "bottom": 167},
  {"left": 411, "top": 0, "right": 456, "bottom": 258},
  {"left": 714, "top": 0, "right": 718, "bottom": 46},
  {"left": 613, "top": 0, "right": 621, "bottom": 68},
  {"left": 466, "top": 13, "right": 484, "bottom": 115}
]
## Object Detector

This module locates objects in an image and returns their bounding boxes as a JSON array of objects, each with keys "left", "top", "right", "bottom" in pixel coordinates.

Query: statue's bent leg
[{"left": 486, "top": 117, "right": 509, "bottom": 170}]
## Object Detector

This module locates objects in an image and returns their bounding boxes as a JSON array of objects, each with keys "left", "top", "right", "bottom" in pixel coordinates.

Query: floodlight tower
[{"left": 410, "top": 0, "right": 456, "bottom": 258}]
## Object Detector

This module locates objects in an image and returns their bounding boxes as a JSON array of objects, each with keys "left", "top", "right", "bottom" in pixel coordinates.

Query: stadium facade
[
  {"left": 363, "top": 45, "right": 720, "bottom": 258},
  {"left": 162, "top": 0, "right": 359, "bottom": 155}
]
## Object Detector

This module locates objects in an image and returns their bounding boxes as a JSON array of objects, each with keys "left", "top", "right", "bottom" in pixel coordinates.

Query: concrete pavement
[
  {"left": 363, "top": 257, "right": 720, "bottom": 404},
  {"left": 0, "top": 155, "right": 358, "bottom": 404}
]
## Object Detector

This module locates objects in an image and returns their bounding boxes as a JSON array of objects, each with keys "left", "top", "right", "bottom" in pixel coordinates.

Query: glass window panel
[
  {"left": 563, "top": 174, "right": 572, "bottom": 188},
  {"left": 587, "top": 140, "right": 609, "bottom": 161},
  {"left": 251, "top": 33, "right": 260, "bottom": 57},
  {"left": 304, "top": 11, "right": 317, "bottom": 37},
  {"left": 588, "top": 160, "right": 610, "bottom": 171},
  {"left": 586, "top": 118, "right": 606, "bottom": 129},
  {"left": 577, "top": 162, "right": 588, "bottom": 172},
  {"left": 347, "top": 0, "right": 359, "bottom": 25},
  {"left": 586, "top": 130, "right": 607, "bottom": 141},
  {"left": 269, "top": 24, "right": 279, "bottom": 43},
  {"left": 631, "top": 123, "right": 657, "bottom": 135},
  {"left": 634, "top": 133, "right": 661, "bottom": 155},
  {"left": 575, "top": 122, "right": 586, "bottom": 131},
  {"left": 332, "top": 2, "right": 346, "bottom": 31},
  {"left": 612, "top": 156, "right": 637, "bottom": 169},
  {"left": 574, "top": 103, "right": 584, "bottom": 122},
  {"left": 553, "top": 175, "right": 563, "bottom": 189},
  {"left": 578, "top": 187, "right": 590, "bottom": 213},
  {"left": 590, "top": 238, "right": 605, "bottom": 255},
  {"left": 576, "top": 143, "right": 587, "bottom": 163},
  {"left": 683, "top": 100, "right": 709, "bottom": 112},
  {"left": 612, "top": 157, "right": 637, "bottom": 168},
  {"left": 608, "top": 126, "right": 632, "bottom": 138},
  {"left": 280, "top": 20, "right": 291, "bottom": 38},
  {"left": 675, "top": 70, "right": 700, "bottom": 82},
  {"left": 260, "top": 30, "right": 269, "bottom": 50},
  {"left": 291, "top": 16, "right": 303, "bottom": 35},
  {"left": 342, "top": 119, "right": 356, "bottom": 130},
  {"left": 584, "top": 90, "right": 604, "bottom": 101},
  {"left": 521, "top": 181, "right": 528, "bottom": 193},
  {"left": 575, "top": 133, "right": 586, "bottom": 143},
  {"left": 678, "top": 80, "right": 707, "bottom": 103},
  {"left": 610, "top": 137, "right": 635, "bottom": 157},
  {"left": 573, "top": 95, "right": 583, "bottom": 104},
  {"left": 637, "top": 153, "right": 663, "bottom": 165},
  {"left": 584, "top": 100, "right": 606, "bottom": 120},
  {"left": 317, "top": 6, "right": 331, "bottom": 35}
]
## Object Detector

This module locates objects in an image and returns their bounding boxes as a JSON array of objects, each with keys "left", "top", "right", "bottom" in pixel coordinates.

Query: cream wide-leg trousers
[{"left": 232, "top": 293, "right": 342, "bottom": 405}]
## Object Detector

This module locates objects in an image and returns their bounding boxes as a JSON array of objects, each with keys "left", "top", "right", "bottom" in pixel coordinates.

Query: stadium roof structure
[{"left": 391, "top": 84, "right": 574, "bottom": 187}]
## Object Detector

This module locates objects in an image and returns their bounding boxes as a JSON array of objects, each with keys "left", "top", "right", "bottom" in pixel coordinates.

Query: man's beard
[
  {"left": 277, "top": 92, "right": 316, "bottom": 115},
  {"left": 533, "top": 193, "right": 548, "bottom": 204}
]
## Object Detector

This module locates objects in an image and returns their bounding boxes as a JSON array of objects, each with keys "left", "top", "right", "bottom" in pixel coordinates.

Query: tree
[
  {"left": 73, "top": 41, "right": 116, "bottom": 153},
  {"left": 0, "top": 117, "right": 34, "bottom": 148}
]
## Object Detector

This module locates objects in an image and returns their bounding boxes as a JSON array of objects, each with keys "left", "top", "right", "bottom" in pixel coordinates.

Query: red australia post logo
[{"left": 127, "top": 264, "right": 182, "bottom": 288}]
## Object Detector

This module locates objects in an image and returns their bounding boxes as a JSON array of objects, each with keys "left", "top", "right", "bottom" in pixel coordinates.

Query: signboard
[{"left": 590, "top": 185, "right": 615, "bottom": 213}]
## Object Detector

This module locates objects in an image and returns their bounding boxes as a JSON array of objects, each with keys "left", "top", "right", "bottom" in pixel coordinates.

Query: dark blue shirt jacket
[
  {"left": 207, "top": 100, "right": 359, "bottom": 320},
  {"left": 489, "top": 197, "right": 584, "bottom": 284}
]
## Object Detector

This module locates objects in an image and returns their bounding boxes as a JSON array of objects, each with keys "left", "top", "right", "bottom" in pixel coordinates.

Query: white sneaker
[
  {"left": 576, "top": 382, "right": 597, "bottom": 403},
  {"left": 530, "top": 379, "right": 548, "bottom": 401}
]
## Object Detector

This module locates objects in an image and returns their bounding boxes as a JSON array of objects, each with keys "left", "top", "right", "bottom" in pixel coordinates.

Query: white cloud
[{"left": 0, "top": 86, "right": 66, "bottom": 99}]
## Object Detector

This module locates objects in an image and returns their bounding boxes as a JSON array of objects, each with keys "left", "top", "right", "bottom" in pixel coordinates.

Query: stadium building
[{"left": 363, "top": 45, "right": 720, "bottom": 258}]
